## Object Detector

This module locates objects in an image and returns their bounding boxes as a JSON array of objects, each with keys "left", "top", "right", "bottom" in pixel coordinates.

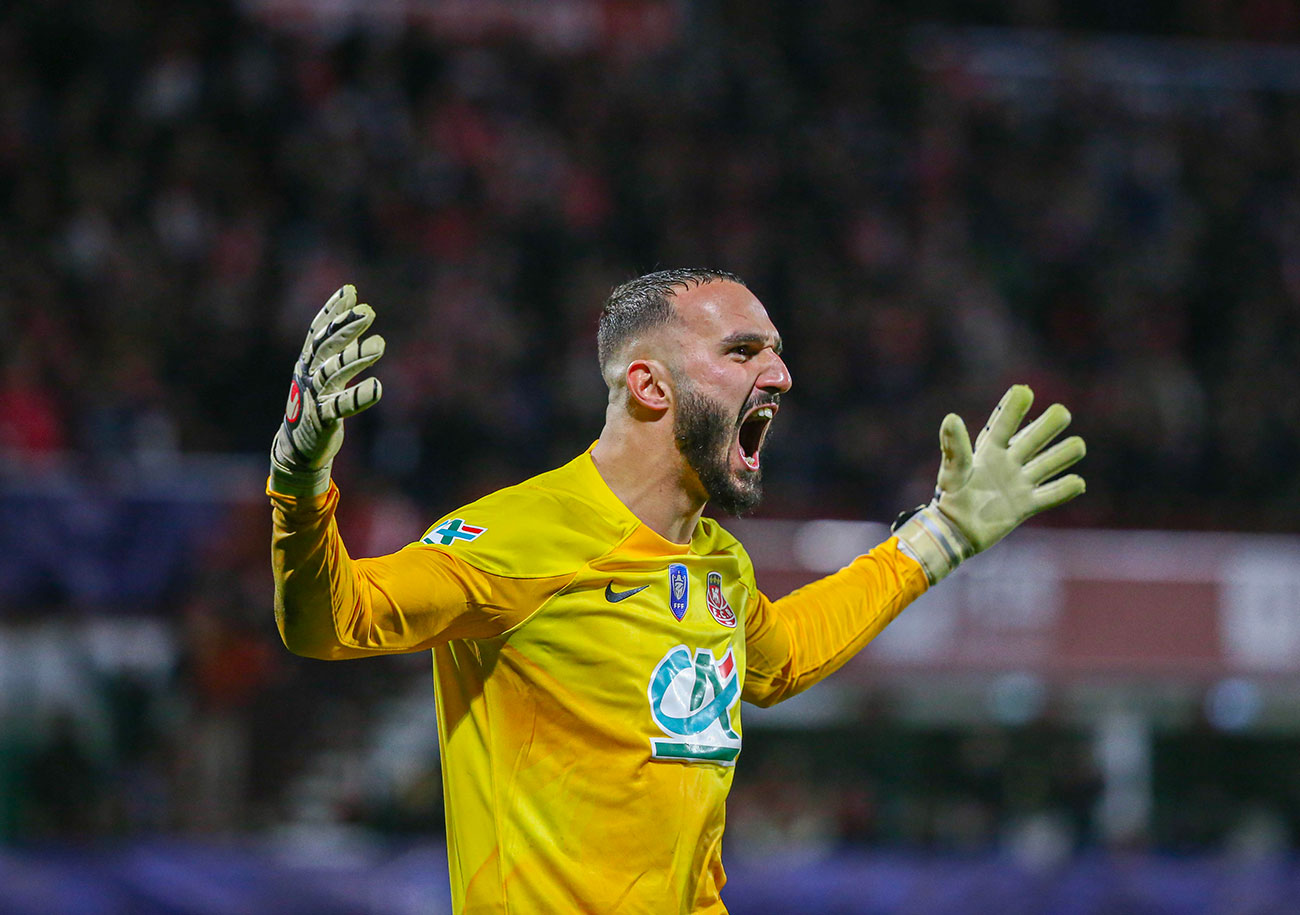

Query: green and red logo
[
  {"left": 647, "top": 644, "right": 741, "bottom": 765},
  {"left": 421, "top": 518, "right": 486, "bottom": 546}
]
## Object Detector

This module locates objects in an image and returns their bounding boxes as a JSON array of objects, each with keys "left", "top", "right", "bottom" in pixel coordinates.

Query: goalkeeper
[{"left": 269, "top": 271, "right": 1084, "bottom": 914}]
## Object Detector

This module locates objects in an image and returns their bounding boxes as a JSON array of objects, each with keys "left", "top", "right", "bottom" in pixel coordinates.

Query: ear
[{"left": 625, "top": 359, "right": 672, "bottom": 413}]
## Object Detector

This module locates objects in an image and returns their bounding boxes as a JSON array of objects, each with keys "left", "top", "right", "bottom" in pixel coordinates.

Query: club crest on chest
[{"left": 706, "top": 571, "right": 736, "bottom": 628}]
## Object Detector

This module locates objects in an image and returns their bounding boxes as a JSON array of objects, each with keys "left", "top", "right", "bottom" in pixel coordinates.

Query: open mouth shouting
[
  {"left": 674, "top": 379, "right": 780, "bottom": 515},
  {"left": 736, "top": 401, "right": 778, "bottom": 471}
]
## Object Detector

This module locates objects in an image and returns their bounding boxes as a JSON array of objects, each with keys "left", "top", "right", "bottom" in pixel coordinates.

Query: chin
[{"left": 708, "top": 467, "right": 763, "bottom": 516}]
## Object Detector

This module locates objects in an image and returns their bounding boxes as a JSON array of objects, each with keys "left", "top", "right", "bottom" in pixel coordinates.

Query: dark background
[{"left": 3, "top": 1, "right": 1300, "bottom": 912}]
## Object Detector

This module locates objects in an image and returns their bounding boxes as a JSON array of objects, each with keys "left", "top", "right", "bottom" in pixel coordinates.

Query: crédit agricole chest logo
[{"left": 646, "top": 644, "right": 741, "bottom": 765}]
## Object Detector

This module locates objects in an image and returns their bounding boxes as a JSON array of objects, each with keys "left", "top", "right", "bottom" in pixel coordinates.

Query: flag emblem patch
[{"left": 422, "top": 518, "right": 486, "bottom": 546}]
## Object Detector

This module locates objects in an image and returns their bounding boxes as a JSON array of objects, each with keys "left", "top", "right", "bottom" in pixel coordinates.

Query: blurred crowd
[
  {"left": 4, "top": 0, "right": 1300, "bottom": 858},
  {"left": 4, "top": 0, "right": 1300, "bottom": 527}
]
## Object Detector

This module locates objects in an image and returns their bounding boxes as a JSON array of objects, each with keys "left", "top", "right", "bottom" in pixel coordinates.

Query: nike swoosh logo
[{"left": 605, "top": 582, "right": 649, "bottom": 603}]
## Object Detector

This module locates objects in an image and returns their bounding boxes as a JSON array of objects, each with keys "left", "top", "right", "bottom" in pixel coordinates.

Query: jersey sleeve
[
  {"left": 270, "top": 481, "right": 574, "bottom": 660},
  {"left": 741, "top": 536, "right": 929, "bottom": 707}
]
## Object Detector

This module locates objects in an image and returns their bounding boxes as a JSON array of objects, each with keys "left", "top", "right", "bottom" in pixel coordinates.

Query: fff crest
[{"left": 668, "top": 563, "right": 689, "bottom": 620}]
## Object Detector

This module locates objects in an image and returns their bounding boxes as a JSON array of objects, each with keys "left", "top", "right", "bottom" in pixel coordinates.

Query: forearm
[
  {"left": 271, "top": 481, "right": 460, "bottom": 658},
  {"left": 744, "top": 538, "right": 928, "bottom": 706},
  {"left": 271, "top": 480, "right": 380, "bottom": 658}
]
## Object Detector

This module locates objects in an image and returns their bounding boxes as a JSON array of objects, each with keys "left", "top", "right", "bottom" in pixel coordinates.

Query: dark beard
[{"left": 673, "top": 381, "right": 764, "bottom": 516}]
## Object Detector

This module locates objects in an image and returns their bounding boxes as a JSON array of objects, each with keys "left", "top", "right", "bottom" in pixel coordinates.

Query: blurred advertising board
[
  {"left": 0, "top": 454, "right": 261, "bottom": 613},
  {"left": 5, "top": 457, "right": 1299, "bottom": 683},
  {"left": 730, "top": 520, "right": 1300, "bottom": 681}
]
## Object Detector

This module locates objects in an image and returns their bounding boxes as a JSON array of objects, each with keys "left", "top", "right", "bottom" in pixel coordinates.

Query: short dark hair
[{"left": 597, "top": 268, "right": 745, "bottom": 384}]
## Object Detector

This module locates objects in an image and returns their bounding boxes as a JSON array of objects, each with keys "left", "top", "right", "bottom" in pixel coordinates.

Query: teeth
[{"left": 752, "top": 406, "right": 774, "bottom": 420}]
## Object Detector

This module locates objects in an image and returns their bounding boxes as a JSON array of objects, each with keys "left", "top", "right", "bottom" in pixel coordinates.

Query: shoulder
[
  {"left": 697, "top": 517, "right": 763, "bottom": 600},
  {"left": 695, "top": 516, "right": 745, "bottom": 556},
  {"left": 696, "top": 517, "right": 756, "bottom": 575},
  {"left": 410, "top": 454, "right": 638, "bottom": 578}
]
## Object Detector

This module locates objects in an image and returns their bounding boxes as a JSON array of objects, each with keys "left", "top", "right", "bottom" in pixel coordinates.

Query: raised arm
[
  {"left": 271, "top": 485, "right": 572, "bottom": 659},
  {"left": 743, "top": 538, "right": 927, "bottom": 706},
  {"left": 743, "top": 385, "right": 1085, "bottom": 705},
  {"left": 268, "top": 286, "right": 568, "bottom": 659}
]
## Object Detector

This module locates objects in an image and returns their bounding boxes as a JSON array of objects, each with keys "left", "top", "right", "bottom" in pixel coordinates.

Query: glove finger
[
  {"left": 1009, "top": 403, "right": 1072, "bottom": 463},
  {"left": 1030, "top": 473, "right": 1086, "bottom": 512},
  {"left": 1023, "top": 435, "right": 1086, "bottom": 484},
  {"left": 318, "top": 377, "right": 383, "bottom": 423},
  {"left": 303, "top": 286, "right": 357, "bottom": 356},
  {"left": 936, "top": 413, "right": 973, "bottom": 493},
  {"left": 310, "top": 304, "right": 376, "bottom": 370},
  {"left": 313, "top": 335, "right": 386, "bottom": 393},
  {"left": 975, "top": 385, "right": 1033, "bottom": 451}
]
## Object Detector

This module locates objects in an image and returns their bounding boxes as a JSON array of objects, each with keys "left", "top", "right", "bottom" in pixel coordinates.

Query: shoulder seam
[
  {"left": 404, "top": 543, "right": 585, "bottom": 582},
  {"left": 417, "top": 486, "right": 637, "bottom": 580}
]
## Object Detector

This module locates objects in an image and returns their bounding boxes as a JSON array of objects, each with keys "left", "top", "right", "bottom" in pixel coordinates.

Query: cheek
[{"left": 690, "top": 359, "right": 742, "bottom": 391}]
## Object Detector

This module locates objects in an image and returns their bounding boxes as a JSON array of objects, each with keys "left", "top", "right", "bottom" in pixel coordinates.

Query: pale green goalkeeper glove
[
  {"left": 893, "top": 385, "right": 1086, "bottom": 584},
  {"left": 270, "top": 285, "right": 385, "bottom": 497}
]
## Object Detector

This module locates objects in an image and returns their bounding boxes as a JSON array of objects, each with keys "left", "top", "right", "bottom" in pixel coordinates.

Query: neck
[{"left": 590, "top": 413, "right": 706, "bottom": 545}]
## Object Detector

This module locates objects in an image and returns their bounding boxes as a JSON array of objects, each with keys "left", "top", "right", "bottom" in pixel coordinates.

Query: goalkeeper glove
[
  {"left": 270, "top": 285, "right": 385, "bottom": 497},
  {"left": 893, "top": 384, "right": 1085, "bottom": 584}
]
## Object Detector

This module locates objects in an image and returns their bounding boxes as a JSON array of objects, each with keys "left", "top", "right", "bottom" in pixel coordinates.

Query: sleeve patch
[{"left": 421, "top": 518, "right": 487, "bottom": 546}]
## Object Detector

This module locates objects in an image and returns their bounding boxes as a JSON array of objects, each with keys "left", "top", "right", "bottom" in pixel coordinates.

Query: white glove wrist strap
[
  {"left": 893, "top": 503, "right": 973, "bottom": 585},
  {"left": 269, "top": 458, "right": 332, "bottom": 498}
]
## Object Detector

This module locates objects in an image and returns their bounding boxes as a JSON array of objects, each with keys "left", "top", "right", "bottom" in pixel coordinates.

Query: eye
[{"left": 730, "top": 345, "right": 757, "bottom": 360}]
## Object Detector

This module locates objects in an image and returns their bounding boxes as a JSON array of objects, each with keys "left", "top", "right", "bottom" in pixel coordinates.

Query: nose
[{"left": 759, "top": 350, "right": 792, "bottom": 394}]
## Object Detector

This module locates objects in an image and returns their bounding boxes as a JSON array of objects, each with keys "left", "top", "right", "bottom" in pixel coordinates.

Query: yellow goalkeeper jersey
[{"left": 270, "top": 448, "right": 927, "bottom": 913}]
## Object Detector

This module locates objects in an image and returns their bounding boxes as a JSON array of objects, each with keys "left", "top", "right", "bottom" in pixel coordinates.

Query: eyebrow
[{"left": 720, "top": 331, "right": 783, "bottom": 355}]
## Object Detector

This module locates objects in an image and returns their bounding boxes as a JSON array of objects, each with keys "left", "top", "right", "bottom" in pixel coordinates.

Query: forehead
[{"left": 671, "top": 281, "right": 778, "bottom": 341}]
